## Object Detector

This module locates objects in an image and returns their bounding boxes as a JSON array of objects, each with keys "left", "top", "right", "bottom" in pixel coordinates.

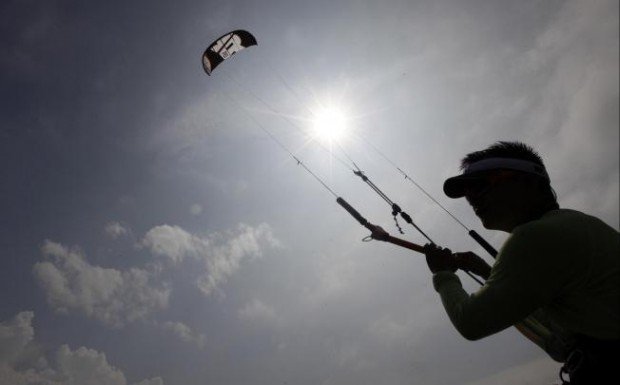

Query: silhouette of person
[{"left": 424, "top": 141, "right": 619, "bottom": 384}]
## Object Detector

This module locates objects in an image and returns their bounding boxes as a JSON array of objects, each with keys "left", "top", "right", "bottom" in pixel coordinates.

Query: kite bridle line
[
  {"left": 231, "top": 66, "right": 499, "bottom": 261},
  {"left": 275, "top": 70, "right": 501, "bottom": 259},
  {"left": 222, "top": 70, "right": 444, "bottom": 238},
  {"left": 217, "top": 69, "right": 485, "bottom": 286},
  {"left": 219, "top": 83, "right": 437, "bottom": 260},
  {"left": 222, "top": 71, "right": 433, "bottom": 237}
]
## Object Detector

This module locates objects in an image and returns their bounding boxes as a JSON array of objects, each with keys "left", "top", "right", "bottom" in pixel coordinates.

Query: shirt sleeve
[{"left": 432, "top": 223, "right": 579, "bottom": 341}]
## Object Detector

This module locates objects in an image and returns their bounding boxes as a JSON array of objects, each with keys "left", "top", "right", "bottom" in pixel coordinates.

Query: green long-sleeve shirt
[{"left": 433, "top": 209, "right": 620, "bottom": 342}]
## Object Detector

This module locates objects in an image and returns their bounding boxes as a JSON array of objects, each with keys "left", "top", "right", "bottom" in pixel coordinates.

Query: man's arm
[{"left": 427, "top": 226, "right": 570, "bottom": 341}]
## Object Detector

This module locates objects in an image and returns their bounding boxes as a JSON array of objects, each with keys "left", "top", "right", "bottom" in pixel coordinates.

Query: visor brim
[{"left": 443, "top": 174, "right": 486, "bottom": 198}]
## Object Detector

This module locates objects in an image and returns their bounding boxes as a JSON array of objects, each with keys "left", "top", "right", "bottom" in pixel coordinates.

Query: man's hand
[
  {"left": 453, "top": 252, "right": 492, "bottom": 280},
  {"left": 369, "top": 224, "right": 390, "bottom": 241},
  {"left": 423, "top": 243, "right": 457, "bottom": 274}
]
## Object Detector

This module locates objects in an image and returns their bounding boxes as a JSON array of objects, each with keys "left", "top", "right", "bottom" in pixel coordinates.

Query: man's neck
[{"left": 506, "top": 206, "right": 557, "bottom": 233}]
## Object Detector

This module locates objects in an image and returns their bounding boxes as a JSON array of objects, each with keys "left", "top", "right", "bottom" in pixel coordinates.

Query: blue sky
[{"left": 1, "top": 0, "right": 618, "bottom": 384}]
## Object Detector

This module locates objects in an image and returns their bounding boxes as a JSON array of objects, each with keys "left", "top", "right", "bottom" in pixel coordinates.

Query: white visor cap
[{"left": 443, "top": 157, "right": 550, "bottom": 198}]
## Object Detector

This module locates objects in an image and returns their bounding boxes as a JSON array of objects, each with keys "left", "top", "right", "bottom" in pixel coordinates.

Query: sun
[{"left": 311, "top": 106, "right": 349, "bottom": 144}]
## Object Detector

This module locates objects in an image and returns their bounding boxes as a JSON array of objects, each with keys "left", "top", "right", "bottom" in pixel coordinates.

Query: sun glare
[{"left": 311, "top": 106, "right": 348, "bottom": 144}]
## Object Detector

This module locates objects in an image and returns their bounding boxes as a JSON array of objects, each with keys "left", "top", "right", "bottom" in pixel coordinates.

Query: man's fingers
[
  {"left": 370, "top": 225, "right": 389, "bottom": 240},
  {"left": 452, "top": 252, "right": 491, "bottom": 279},
  {"left": 453, "top": 252, "right": 479, "bottom": 264},
  {"left": 423, "top": 243, "right": 437, "bottom": 252},
  {"left": 453, "top": 251, "right": 477, "bottom": 259},
  {"left": 423, "top": 244, "right": 451, "bottom": 254}
]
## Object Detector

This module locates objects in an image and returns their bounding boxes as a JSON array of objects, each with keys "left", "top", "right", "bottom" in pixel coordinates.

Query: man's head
[{"left": 443, "top": 142, "right": 559, "bottom": 232}]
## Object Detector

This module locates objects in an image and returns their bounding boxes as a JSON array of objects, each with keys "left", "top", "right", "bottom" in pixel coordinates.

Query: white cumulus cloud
[
  {"left": 0, "top": 311, "right": 34, "bottom": 364},
  {"left": 141, "top": 223, "right": 281, "bottom": 296},
  {"left": 161, "top": 321, "right": 206, "bottom": 348},
  {"left": 196, "top": 223, "right": 281, "bottom": 297},
  {"left": 0, "top": 311, "right": 164, "bottom": 385},
  {"left": 104, "top": 222, "right": 130, "bottom": 239},
  {"left": 141, "top": 224, "right": 206, "bottom": 264},
  {"left": 33, "top": 241, "right": 171, "bottom": 328}
]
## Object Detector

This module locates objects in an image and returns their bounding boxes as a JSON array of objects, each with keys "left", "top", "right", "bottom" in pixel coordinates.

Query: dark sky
[{"left": 1, "top": 1, "right": 618, "bottom": 384}]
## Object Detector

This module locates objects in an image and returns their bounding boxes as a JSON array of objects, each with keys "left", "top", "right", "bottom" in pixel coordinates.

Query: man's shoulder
[
  {"left": 512, "top": 209, "right": 617, "bottom": 247},
  {"left": 541, "top": 208, "right": 590, "bottom": 221},
  {"left": 499, "top": 211, "right": 586, "bottom": 265},
  {"left": 518, "top": 209, "right": 597, "bottom": 233},
  {"left": 508, "top": 210, "right": 585, "bottom": 247}
]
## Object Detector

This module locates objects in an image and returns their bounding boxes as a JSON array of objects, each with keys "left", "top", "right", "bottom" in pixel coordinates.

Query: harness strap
[{"left": 558, "top": 335, "right": 620, "bottom": 384}]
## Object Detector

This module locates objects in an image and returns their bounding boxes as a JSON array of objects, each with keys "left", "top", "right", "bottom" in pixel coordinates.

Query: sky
[{"left": 1, "top": 0, "right": 618, "bottom": 384}]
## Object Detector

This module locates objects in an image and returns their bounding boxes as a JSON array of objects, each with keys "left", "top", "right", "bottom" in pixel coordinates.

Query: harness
[{"left": 559, "top": 334, "right": 620, "bottom": 384}]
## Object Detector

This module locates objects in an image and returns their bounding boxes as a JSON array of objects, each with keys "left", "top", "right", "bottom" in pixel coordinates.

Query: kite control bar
[
  {"left": 336, "top": 197, "right": 425, "bottom": 253},
  {"left": 336, "top": 197, "right": 370, "bottom": 227},
  {"left": 337, "top": 196, "right": 483, "bottom": 285}
]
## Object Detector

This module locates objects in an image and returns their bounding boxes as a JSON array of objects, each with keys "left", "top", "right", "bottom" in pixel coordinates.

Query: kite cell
[{"left": 202, "top": 30, "right": 257, "bottom": 75}]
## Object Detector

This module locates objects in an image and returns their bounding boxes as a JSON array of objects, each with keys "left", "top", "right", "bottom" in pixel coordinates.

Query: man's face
[{"left": 463, "top": 171, "right": 525, "bottom": 231}]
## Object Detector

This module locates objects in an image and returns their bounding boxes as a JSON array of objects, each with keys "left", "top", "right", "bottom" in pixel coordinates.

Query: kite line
[
  {"left": 204, "top": 33, "right": 484, "bottom": 285},
  {"left": 200, "top": 28, "right": 567, "bottom": 358}
]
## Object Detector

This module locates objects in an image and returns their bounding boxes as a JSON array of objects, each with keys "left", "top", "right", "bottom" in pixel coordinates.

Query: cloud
[
  {"left": 196, "top": 223, "right": 281, "bottom": 296},
  {"left": 55, "top": 345, "right": 127, "bottom": 385},
  {"left": 190, "top": 204, "right": 202, "bottom": 216},
  {"left": 141, "top": 225, "right": 200, "bottom": 264},
  {"left": 104, "top": 222, "right": 130, "bottom": 239},
  {"left": 0, "top": 311, "right": 34, "bottom": 364},
  {"left": 238, "top": 299, "right": 277, "bottom": 324},
  {"left": 161, "top": 321, "right": 206, "bottom": 348},
  {"left": 142, "top": 223, "right": 281, "bottom": 296},
  {"left": 0, "top": 311, "right": 163, "bottom": 385},
  {"left": 33, "top": 241, "right": 171, "bottom": 328},
  {"left": 33, "top": 223, "right": 280, "bottom": 332},
  {"left": 518, "top": 0, "right": 619, "bottom": 225}
]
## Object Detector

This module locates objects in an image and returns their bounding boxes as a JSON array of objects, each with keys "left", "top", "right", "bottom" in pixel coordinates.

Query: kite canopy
[{"left": 202, "top": 30, "right": 257, "bottom": 75}]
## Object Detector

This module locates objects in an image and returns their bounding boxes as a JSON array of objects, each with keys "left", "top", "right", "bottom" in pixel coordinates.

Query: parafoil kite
[{"left": 202, "top": 30, "right": 257, "bottom": 75}]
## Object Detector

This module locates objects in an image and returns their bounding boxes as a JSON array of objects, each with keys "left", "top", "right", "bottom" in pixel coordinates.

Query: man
[{"left": 424, "top": 141, "right": 619, "bottom": 384}]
